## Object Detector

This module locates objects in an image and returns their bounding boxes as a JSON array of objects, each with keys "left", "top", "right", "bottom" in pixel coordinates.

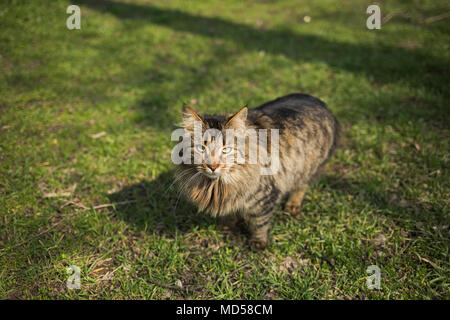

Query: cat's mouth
[{"left": 204, "top": 172, "right": 221, "bottom": 180}]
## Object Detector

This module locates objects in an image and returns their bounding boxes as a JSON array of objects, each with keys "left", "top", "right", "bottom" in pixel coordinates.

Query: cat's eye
[
  {"left": 195, "top": 145, "right": 206, "bottom": 153},
  {"left": 222, "top": 147, "right": 233, "bottom": 154}
]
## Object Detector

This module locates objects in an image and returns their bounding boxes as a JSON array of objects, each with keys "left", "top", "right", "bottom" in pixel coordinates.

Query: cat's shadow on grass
[
  {"left": 108, "top": 169, "right": 444, "bottom": 248},
  {"left": 107, "top": 170, "right": 221, "bottom": 237}
]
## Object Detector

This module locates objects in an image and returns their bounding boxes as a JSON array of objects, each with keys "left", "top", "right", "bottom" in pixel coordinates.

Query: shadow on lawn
[
  {"left": 79, "top": 0, "right": 447, "bottom": 98},
  {"left": 74, "top": 0, "right": 449, "bottom": 135}
]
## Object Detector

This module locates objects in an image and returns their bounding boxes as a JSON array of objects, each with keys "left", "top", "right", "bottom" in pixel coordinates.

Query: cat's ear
[
  {"left": 182, "top": 104, "right": 205, "bottom": 130},
  {"left": 226, "top": 106, "right": 248, "bottom": 129}
]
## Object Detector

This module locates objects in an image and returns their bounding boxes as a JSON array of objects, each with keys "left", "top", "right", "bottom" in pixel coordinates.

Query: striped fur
[{"left": 175, "top": 93, "right": 339, "bottom": 250}]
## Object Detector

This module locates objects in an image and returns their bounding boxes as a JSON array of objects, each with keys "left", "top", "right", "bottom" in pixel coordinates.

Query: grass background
[{"left": 0, "top": 0, "right": 448, "bottom": 299}]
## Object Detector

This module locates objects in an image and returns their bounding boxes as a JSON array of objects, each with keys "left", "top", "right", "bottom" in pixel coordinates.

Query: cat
[{"left": 174, "top": 93, "right": 339, "bottom": 250}]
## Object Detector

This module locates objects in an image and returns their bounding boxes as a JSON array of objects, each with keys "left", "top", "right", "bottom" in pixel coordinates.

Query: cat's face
[
  {"left": 180, "top": 105, "right": 248, "bottom": 182},
  {"left": 192, "top": 135, "right": 234, "bottom": 179}
]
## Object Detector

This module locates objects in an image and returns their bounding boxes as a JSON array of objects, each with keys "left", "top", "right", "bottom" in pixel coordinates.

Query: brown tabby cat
[{"left": 174, "top": 94, "right": 339, "bottom": 250}]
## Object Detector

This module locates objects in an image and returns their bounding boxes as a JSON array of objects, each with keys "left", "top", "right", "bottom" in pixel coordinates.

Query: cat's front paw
[
  {"left": 249, "top": 239, "right": 268, "bottom": 251},
  {"left": 285, "top": 189, "right": 306, "bottom": 216},
  {"left": 284, "top": 202, "right": 302, "bottom": 216}
]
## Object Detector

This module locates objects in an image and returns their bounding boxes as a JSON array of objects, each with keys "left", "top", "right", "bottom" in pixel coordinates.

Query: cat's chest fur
[{"left": 179, "top": 164, "right": 264, "bottom": 216}]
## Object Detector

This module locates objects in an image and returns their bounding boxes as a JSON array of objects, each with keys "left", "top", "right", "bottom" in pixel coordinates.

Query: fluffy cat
[{"left": 174, "top": 94, "right": 339, "bottom": 250}]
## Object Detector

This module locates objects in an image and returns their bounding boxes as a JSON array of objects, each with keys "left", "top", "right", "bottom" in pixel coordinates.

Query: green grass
[{"left": 0, "top": 0, "right": 449, "bottom": 299}]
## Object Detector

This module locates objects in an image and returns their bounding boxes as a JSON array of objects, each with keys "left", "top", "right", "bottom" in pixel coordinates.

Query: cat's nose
[{"left": 207, "top": 163, "right": 219, "bottom": 172}]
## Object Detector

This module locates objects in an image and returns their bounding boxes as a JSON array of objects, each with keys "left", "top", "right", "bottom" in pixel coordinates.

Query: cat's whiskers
[
  {"left": 173, "top": 171, "right": 202, "bottom": 215},
  {"left": 177, "top": 171, "right": 202, "bottom": 198},
  {"left": 165, "top": 168, "right": 195, "bottom": 193}
]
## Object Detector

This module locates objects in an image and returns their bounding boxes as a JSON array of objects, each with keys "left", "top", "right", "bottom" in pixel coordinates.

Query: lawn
[{"left": 0, "top": 0, "right": 448, "bottom": 299}]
